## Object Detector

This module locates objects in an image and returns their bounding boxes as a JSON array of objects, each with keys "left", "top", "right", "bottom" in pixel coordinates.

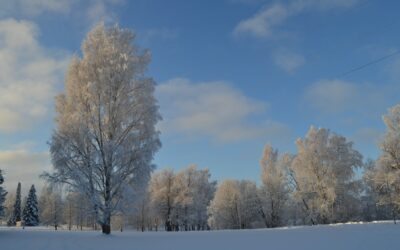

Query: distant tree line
[{"left": 1, "top": 104, "right": 400, "bottom": 231}]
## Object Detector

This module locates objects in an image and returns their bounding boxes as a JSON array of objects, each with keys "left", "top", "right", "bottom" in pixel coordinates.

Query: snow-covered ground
[{"left": 0, "top": 222, "right": 398, "bottom": 250}]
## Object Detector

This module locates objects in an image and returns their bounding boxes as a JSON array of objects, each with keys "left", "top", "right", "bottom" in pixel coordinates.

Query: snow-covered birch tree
[
  {"left": 39, "top": 186, "right": 64, "bottom": 230},
  {"left": 188, "top": 167, "right": 216, "bottom": 230},
  {"left": 172, "top": 165, "right": 216, "bottom": 230},
  {"left": 258, "top": 145, "right": 290, "bottom": 228},
  {"left": 289, "top": 127, "right": 362, "bottom": 224},
  {"left": 131, "top": 191, "right": 152, "bottom": 231},
  {"left": 64, "top": 192, "right": 92, "bottom": 230},
  {"left": 43, "top": 23, "right": 161, "bottom": 234},
  {"left": 366, "top": 104, "right": 400, "bottom": 223},
  {"left": 208, "top": 180, "right": 261, "bottom": 230},
  {"left": 362, "top": 159, "right": 393, "bottom": 221},
  {"left": 148, "top": 169, "right": 176, "bottom": 231},
  {"left": 148, "top": 166, "right": 216, "bottom": 231}
]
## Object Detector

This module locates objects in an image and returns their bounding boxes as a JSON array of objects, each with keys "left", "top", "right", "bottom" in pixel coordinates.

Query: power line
[
  {"left": 329, "top": 0, "right": 400, "bottom": 79},
  {"left": 336, "top": 50, "right": 400, "bottom": 78}
]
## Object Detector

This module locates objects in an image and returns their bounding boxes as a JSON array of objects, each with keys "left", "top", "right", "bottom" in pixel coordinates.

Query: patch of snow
[{"left": 0, "top": 221, "right": 398, "bottom": 250}]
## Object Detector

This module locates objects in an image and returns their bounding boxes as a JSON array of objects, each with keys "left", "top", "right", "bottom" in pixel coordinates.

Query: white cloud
[
  {"left": 304, "top": 80, "right": 358, "bottom": 114},
  {"left": 0, "top": 19, "right": 69, "bottom": 132},
  {"left": 0, "top": 0, "right": 124, "bottom": 25},
  {"left": 86, "top": 0, "right": 124, "bottom": 25},
  {"left": 234, "top": 0, "right": 359, "bottom": 38},
  {"left": 156, "top": 78, "right": 290, "bottom": 143},
  {"left": 0, "top": 0, "right": 73, "bottom": 16},
  {"left": 304, "top": 79, "right": 394, "bottom": 116},
  {"left": 274, "top": 50, "right": 305, "bottom": 72},
  {"left": 0, "top": 148, "right": 50, "bottom": 194},
  {"left": 234, "top": 4, "right": 288, "bottom": 38}
]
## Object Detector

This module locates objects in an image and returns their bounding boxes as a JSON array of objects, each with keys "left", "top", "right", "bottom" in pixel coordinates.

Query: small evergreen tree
[
  {"left": 0, "top": 169, "right": 7, "bottom": 217},
  {"left": 8, "top": 182, "right": 21, "bottom": 226},
  {"left": 23, "top": 185, "right": 39, "bottom": 226}
]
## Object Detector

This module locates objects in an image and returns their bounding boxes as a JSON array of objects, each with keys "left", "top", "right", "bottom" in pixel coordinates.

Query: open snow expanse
[{"left": 0, "top": 222, "right": 398, "bottom": 250}]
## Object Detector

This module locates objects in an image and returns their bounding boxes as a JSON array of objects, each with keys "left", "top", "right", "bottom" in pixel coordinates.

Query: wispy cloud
[
  {"left": 86, "top": 0, "right": 124, "bottom": 26},
  {"left": 234, "top": 3, "right": 288, "bottom": 38},
  {"left": 303, "top": 79, "right": 397, "bottom": 117},
  {"left": 273, "top": 49, "right": 305, "bottom": 73},
  {"left": 0, "top": 19, "right": 69, "bottom": 133},
  {"left": 233, "top": 0, "right": 359, "bottom": 39},
  {"left": 156, "top": 78, "right": 290, "bottom": 143},
  {"left": 304, "top": 80, "right": 359, "bottom": 114}
]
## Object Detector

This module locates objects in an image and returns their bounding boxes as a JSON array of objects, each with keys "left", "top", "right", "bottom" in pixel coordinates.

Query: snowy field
[{"left": 0, "top": 222, "right": 398, "bottom": 250}]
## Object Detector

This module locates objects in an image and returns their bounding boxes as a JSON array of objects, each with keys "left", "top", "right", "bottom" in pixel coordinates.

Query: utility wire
[{"left": 335, "top": 50, "right": 400, "bottom": 78}]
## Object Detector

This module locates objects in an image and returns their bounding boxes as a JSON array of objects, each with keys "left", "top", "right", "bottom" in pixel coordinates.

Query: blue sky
[{"left": 0, "top": 0, "right": 399, "bottom": 193}]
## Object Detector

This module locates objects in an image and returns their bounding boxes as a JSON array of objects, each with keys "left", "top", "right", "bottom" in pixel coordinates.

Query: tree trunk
[
  {"left": 102, "top": 209, "right": 111, "bottom": 235},
  {"left": 165, "top": 220, "right": 172, "bottom": 231},
  {"left": 392, "top": 207, "right": 397, "bottom": 225},
  {"left": 102, "top": 223, "right": 111, "bottom": 234},
  {"left": 102, "top": 165, "right": 112, "bottom": 234},
  {"left": 68, "top": 203, "right": 72, "bottom": 231},
  {"left": 165, "top": 203, "right": 172, "bottom": 231},
  {"left": 301, "top": 198, "right": 315, "bottom": 225},
  {"left": 102, "top": 209, "right": 111, "bottom": 234}
]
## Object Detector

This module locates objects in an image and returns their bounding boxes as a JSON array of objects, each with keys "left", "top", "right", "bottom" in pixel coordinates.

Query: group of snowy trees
[
  {"left": 208, "top": 179, "right": 261, "bottom": 229},
  {"left": 2, "top": 184, "right": 107, "bottom": 230},
  {"left": 1, "top": 166, "right": 216, "bottom": 232},
  {"left": 206, "top": 104, "right": 400, "bottom": 229},
  {"left": 3, "top": 183, "right": 39, "bottom": 227},
  {"left": 207, "top": 127, "right": 362, "bottom": 229},
  {"left": 142, "top": 165, "right": 216, "bottom": 231},
  {"left": 37, "top": 187, "right": 99, "bottom": 231}
]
